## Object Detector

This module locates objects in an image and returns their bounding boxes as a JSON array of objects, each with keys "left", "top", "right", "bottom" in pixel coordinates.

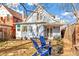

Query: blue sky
[{"left": 5, "top": 3, "right": 79, "bottom": 24}]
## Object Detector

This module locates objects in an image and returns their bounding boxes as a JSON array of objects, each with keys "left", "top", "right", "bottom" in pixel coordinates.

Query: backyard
[
  {"left": 0, "top": 40, "right": 37, "bottom": 56},
  {"left": 0, "top": 39, "right": 63, "bottom": 56}
]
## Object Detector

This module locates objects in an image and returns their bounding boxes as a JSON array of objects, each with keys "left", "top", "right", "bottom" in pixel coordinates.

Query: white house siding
[
  {"left": 27, "top": 13, "right": 37, "bottom": 23},
  {"left": 26, "top": 7, "right": 57, "bottom": 24},
  {"left": 21, "top": 25, "right": 34, "bottom": 39},
  {"left": 16, "top": 24, "right": 22, "bottom": 39},
  {"left": 21, "top": 24, "right": 45, "bottom": 39},
  {"left": 16, "top": 25, "right": 61, "bottom": 40},
  {"left": 40, "top": 10, "right": 56, "bottom": 23},
  {"left": 38, "top": 25, "right": 45, "bottom": 37}
]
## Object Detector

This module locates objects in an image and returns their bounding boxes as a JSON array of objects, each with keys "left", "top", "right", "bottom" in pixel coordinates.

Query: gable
[
  {"left": 0, "top": 5, "right": 22, "bottom": 20},
  {"left": 26, "top": 5, "right": 60, "bottom": 24},
  {"left": 0, "top": 5, "right": 13, "bottom": 25},
  {"left": 27, "top": 13, "right": 37, "bottom": 23},
  {"left": 0, "top": 5, "right": 12, "bottom": 16}
]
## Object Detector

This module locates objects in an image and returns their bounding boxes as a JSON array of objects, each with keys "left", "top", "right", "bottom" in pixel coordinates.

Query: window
[
  {"left": 30, "top": 27, "right": 32, "bottom": 32},
  {"left": 17, "top": 24, "right": 20, "bottom": 27},
  {"left": 1, "top": 17, "right": 3, "bottom": 20},
  {"left": 22, "top": 26, "right": 27, "bottom": 32},
  {"left": 1, "top": 17, "right": 3, "bottom": 21},
  {"left": 7, "top": 14, "right": 10, "bottom": 21},
  {"left": 0, "top": 17, "right": 5, "bottom": 23},
  {"left": 17, "top": 24, "right": 20, "bottom": 31},
  {"left": 17, "top": 28, "right": 20, "bottom": 31},
  {"left": 40, "top": 14, "right": 42, "bottom": 20}
]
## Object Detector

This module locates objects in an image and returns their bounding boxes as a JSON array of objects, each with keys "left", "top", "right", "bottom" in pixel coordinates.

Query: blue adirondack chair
[
  {"left": 30, "top": 26, "right": 52, "bottom": 56},
  {"left": 39, "top": 36, "right": 52, "bottom": 55},
  {"left": 31, "top": 38, "right": 50, "bottom": 56}
]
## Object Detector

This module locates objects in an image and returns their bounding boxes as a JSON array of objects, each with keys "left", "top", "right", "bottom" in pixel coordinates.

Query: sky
[{"left": 4, "top": 3, "right": 79, "bottom": 24}]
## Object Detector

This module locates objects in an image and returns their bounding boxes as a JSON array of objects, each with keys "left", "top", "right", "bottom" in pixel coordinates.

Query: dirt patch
[{"left": 0, "top": 40, "right": 36, "bottom": 56}]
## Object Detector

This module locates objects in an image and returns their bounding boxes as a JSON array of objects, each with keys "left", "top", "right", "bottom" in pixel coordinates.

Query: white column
[
  {"left": 49, "top": 27, "right": 51, "bottom": 39},
  {"left": 52, "top": 27, "right": 53, "bottom": 40},
  {"left": 60, "top": 27, "right": 61, "bottom": 39},
  {"left": 49, "top": 27, "right": 50, "bottom": 38},
  {"left": 37, "top": 24, "right": 38, "bottom": 37}
]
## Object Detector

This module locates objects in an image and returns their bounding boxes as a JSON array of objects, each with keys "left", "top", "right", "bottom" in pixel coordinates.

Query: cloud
[
  {"left": 59, "top": 12, "right": 77, "bottom": 24},
  {"left": 27, "top": 3, "right": 38, "bottom": 6},
  {"left": 16, "top": 9, "right": 23, "bottom": 14},
  {"left": 6, "top": 3, "right": 19, "bottom": 8},
  {"left": 27, "top": 3, "right": 34, "bottom": 6},
  {"left": 12, "top": 3, "right": 19, "bottom": 8},
  {"left": 61, "top": 12, "right": 72, "bottom": 16},
  {"left": 55, "top": 15, "right": 60, "bottom": 19},
  {"left": 60, "top": 12, "right": 76, "bottom": 19}
]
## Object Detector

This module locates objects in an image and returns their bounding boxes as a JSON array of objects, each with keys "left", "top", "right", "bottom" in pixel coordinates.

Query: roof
[
  {"left": 15, "top": 21, "right": 47, "bottom": 25},
  {"left": 3, "top": 5, "right": 22, "bottom": 20},
  {"left": 15, "top": 21, "right": 64, "bottom": 27},
  {"left": 25, "top": 4, "right": 60, "bottom": 23}
]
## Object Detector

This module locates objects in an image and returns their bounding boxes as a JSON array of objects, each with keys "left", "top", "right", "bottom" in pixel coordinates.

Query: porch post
[
  {"left": 43, "top": 25, "right": 47, "bottom": 37},
  {"left": 49, "top": 27, "right": 50, "bottom": 40},
  {"left": 52, "top": 27, "right": 53, "bottom": 40},
  {"left": 60, "top": 27, "right": 61, "bottom": 39},
  {"left": 46, "top": 26, "right": 47, "bottom": 38},
  {"left": 36, "top": 24, "right": 38, "bottom": 37},
  {"left": 46, "top": 27, "right": 47, "bottom": 38},
  {"left": 37, "top": 24, "right": 38, "bottom": 37}
]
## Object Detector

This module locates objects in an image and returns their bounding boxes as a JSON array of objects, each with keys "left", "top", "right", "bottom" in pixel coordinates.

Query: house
[
  {"left": 0, "top": 5, "right": 22, "bottom": 40},
  {"left": 15, "top": 5, "right": 64, "bottom": 40}
]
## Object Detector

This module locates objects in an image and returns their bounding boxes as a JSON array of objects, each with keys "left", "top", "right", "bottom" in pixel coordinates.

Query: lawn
[
  {"left": 0, "top": 40, "right": 36, "bottom": 56},
  {"left": 0, "top": 39, "right": 63, "bottom": 56}
]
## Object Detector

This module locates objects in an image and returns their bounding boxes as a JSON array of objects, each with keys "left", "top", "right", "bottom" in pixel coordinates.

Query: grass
[
  {"left": 0, "top": 40, "right": 36, "bottom": 56},
  {"left": 0, "top": 39, "right": 64, "bottom": 56}
]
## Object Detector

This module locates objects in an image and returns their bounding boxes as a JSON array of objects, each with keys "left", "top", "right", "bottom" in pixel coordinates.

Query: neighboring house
[
  {"left": 15, "top": 5, "right": 64, "bottom": 40},
  {"left": 0, "top": 5, "right": 22, "bottom": 39}
]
